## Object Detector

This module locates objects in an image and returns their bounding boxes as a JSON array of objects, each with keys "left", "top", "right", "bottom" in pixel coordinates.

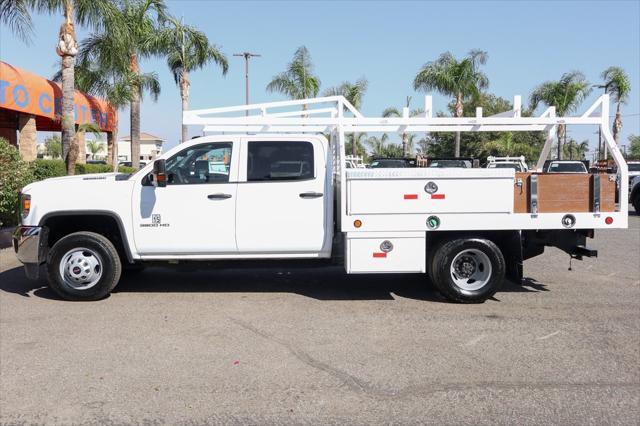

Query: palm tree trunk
[
  {"left": 130, "top": 53, "right": 141, "bottom": 169},
  {"left": 454, "top": 92, "right": 463, "bottom": 157},
  {"left": 181, "top": 70, "right": 189, "bottom": 143},
  {"left": 556, "top": 124, "right": 564, "bottom": 160},
  {"left": 61, "top": 54, "right": 76, "bottom": 174},
  {"left": 613, "top": 103, "right": 622, "bottom": 145},
  {"left": 402, "top": 133, "right": 408, "bottom": 157},
  {"left": 57, "top": 2, "right": 77, "bottom": 175}
]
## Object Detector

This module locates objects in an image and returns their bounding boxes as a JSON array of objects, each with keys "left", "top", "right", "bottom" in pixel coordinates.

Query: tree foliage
[
  {"left": 628, "top": 134, "right": 640, "bottom": 160},
  {"left": 267, "top": 46, "right": 321, "bottom": 100},
  {"left": 44, "top": 135, "right": 62, "bottom": 158}
]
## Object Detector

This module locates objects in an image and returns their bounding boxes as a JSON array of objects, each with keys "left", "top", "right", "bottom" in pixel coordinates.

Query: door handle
[
  {"left": 207, "top": 193, "right": 232, "bottom": 200},
  {"left": 299, "top": 192, "right": 323, "bottom": 199}
]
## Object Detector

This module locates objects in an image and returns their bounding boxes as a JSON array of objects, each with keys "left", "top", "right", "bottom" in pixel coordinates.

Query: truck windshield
[
  {"left": 370, "top": 159, "right": 409, "bottom": 168},
  {"left": 548, "top": 162, "right": 587, "bottom": 173},
  {"left": 489, "top": 163, "right": 522, "bottom": 171},
  {"left": 628, "top": 163, "right": 640, "bottom": 172}
]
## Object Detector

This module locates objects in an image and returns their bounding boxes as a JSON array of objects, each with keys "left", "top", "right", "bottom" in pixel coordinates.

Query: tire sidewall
[
  {"left": 47, "top": 233, "right": 120, "bottom": 301},
  {"left": 433, "top": 238, "right": 505, "bottom": 302}
]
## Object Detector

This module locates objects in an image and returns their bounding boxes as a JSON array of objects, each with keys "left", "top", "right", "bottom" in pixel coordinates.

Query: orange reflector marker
[
  {"left": 23, "top": 198, "right": 31, "bottom": 211},
  {"left": 353, "top": 219, "right": 362, "bottom": 228},
  {"left": 605, "top": 216, "right": 613, "bottom": 225}
]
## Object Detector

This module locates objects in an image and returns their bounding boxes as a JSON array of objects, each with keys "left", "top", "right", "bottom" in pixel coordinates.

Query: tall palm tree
[
  {"left": 1, "top": 0, "right": 115, "bottom": 174},
  {"left": 529, "top": 71, "right": 592, "bottom": 160},
  {"left": 79, "top": 0, "right": 167, "bottom": 169},
  {"left": 382, "top": 96, "right": 424, "bottom": 157},
  {"left": 158, "top": 15, "right": 228, "bottom": 143},
  {"left": 63, "top": 55, "right": 160, "bottom": 169},
  {"left": 414, "top": 50, "right": 488, "bottom": 157},
  {"left": 323, "top": 78, "right": 368, "bottom": 156},
  {"left": 601, "top": 67, "right": 631, "bottom": 145},
  {"left": 267, "top": 46, "right": 321, "bottom": 108}
]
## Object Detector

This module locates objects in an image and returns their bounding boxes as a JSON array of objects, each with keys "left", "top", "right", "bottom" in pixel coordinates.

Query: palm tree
[
  {"left": 366, "top": 134, "right": 402, "bottom": 158},
  {"left": 158, "top": 15, "right": 228, "bottom": 143},
  {"left": 601, "top": 67, "right": 631, "bottom": 145},
  {"left": 85, "top": 138, "right": 104, "bottom": 160},
  {"left": 79, "top": 0, "right": 167, "bottom": 169},
  {"left": 267, "top": 46, "right": 321, "bottom": 108},
  {"left": 414, "top": 50, "right": 488, "bottom": 157},
  {"left": 1, "top": 0, "right": 115, "bottom": 174},
  {"left": 0, "top": 0, "right": 34, "bottom": 43},
  {"left": 529, "top": 71, "right": 592, "bottom": 160},
  {"left": 323, "top": 78, "right": 368, "bottom": 156},
  {"left": 382, "top": 96, "right": 424, "bottom": 157},
  {"left": 54, "top": 57, "right": 158, "bottom": 169}
]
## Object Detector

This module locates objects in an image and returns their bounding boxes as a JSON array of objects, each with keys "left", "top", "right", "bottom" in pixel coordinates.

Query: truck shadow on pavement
[{"left": 0, "top": 264, "right": 548, "bottom": 302}]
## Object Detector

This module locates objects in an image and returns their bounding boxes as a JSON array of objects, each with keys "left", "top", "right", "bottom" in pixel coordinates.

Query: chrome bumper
[{"left": 12, "top": 226, "right": 46, "bottom": 264}]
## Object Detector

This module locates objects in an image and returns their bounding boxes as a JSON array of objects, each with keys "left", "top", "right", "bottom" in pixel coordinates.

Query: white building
[{"left": 118, "top": 132, "right": 165, "bottom": 162}]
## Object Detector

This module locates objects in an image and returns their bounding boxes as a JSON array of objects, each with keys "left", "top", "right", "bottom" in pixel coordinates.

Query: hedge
[
  {"left": 0, "top": 138, "right": 139, "bottom": 226},
  {"left": 0, "top": 138, "right": 33, "bottom": 226}
]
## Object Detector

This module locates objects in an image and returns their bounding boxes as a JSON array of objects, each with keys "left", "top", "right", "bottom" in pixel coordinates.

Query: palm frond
[{"left": 0, "top": 0, "right": 34, "bottom": 43}]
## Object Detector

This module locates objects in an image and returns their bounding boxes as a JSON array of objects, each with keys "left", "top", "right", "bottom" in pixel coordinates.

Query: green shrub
[
  {"left": 75, "top": 163, "right": 113, "bottom": 174},
  {"left": 0, "top": 137, "right": 34, "bottom": 226},
  {"left": 30, "top": 159, "right": 66, "bottom": 181},
  {"left": 117, "top": 166, "right": 137, "bottom": 174}
]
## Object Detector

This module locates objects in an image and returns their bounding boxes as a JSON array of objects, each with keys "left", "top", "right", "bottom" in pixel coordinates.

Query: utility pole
[{"left": 233, "top": 52, "right": 261, "bottom": 116}]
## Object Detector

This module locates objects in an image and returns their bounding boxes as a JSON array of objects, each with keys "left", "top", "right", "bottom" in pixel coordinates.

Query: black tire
[
  {"left": 431, "top": 237, "right": 505, "bottom": 303},
  {"left": 633, "top": 193, "right": 640, "bottom": 215},
  {"left": 46, "top": 231, "right": 122, "bottom": 301}
]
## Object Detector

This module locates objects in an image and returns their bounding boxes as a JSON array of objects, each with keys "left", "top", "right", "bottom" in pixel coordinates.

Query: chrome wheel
[
  {"left": 450, "top": 248, "right": 492, "bottom": 291},
  {"left": 59, "top": 248, "right": 103, "bottom": 290}
]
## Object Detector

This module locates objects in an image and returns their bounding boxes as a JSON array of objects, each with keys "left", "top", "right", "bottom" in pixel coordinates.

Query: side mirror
[{"left": 152, "top": 159, "right": 167, "bottom": 187}]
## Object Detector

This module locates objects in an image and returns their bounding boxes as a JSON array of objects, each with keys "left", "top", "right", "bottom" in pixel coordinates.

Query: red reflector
[
  {"left": 431, "top": 194, "right": 445, "bottom": 199},
  {"left": 372, "top": 252, "right": 387, "bottom": 258},
  {"left": 605, "top": 216, "right": 613, "bottom": 225},
  {"left": 404, "top": 194, "right": 418, "bottom": 200}
]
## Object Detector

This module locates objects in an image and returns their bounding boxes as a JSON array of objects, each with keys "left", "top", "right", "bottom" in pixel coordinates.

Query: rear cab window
[{"left": 247, "top": 141, "right": 314, "bottom": 181}]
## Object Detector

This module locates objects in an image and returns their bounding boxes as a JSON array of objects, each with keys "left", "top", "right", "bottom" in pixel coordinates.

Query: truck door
[
  {"left": 235, "top": 138, "right": 327, "bottom": 253},
  {"left": 132, "top": 140, "right": 239, "bottom": 255}
]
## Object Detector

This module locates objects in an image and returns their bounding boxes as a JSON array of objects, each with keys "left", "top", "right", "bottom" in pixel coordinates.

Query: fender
[{"left": 38, "top": 210, "right": 135, "bottom": 263}]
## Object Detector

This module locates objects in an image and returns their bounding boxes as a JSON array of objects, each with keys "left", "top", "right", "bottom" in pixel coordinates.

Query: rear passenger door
[{"left": 235, "top": 138, "right": 327, "bottom": 253}]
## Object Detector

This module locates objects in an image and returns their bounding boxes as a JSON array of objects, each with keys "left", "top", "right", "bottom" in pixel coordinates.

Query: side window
[
  {"left": 247, "top": 141, "right": 314, "bottom": 182},
  {"left": 164, "top": 142, "right": 232, "bottom": 185}
]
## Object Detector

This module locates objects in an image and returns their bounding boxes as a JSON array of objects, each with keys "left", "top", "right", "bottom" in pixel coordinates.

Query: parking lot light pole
[{"left": 233, "top": 52, "right": 261, "bottom": 116}]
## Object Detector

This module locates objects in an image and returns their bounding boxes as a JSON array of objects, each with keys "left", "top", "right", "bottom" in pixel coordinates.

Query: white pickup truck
[{"left": 13, "top": 95, "right": 628, "bottom": 302}]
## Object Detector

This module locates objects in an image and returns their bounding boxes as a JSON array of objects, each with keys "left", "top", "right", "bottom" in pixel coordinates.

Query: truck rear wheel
[
  {"left": 46, "top": 232, "right": 122, "bottom": 301},
  {"left": 633, "top": 192, "right": 640, "bottom": 215},
  {"left": 431, "top": 237, "right": 505, "bottom": 303}
]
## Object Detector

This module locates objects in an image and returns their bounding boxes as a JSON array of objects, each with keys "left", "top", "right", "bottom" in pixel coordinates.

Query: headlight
[{"left": 20, "top": 193, "right": 31, "bottom": 219}]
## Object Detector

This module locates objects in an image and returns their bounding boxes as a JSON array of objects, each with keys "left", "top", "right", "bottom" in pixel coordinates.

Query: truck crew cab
[{"left": 13, "top": 95, "right": 629, "bottom": 302}]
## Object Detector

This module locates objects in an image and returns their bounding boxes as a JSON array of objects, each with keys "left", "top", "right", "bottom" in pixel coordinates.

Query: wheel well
[
  {"left": 426, "top": 230, "right": 522, "bottom": 282},
  {"left": 41, "top": 213, "right": 133, "bottom": 264}
]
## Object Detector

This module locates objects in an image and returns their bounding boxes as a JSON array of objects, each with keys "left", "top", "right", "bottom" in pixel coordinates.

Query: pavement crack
[{"left": 229, "top": 317, "right": 397, "bottom": 397}]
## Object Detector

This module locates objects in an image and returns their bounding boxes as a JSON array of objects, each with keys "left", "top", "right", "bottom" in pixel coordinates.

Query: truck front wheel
[
  {"left": 46, "top": 232, "right": 122, "bottom": 301},
  {"left": 431, "top": 237, "right": 505, "bottom": 303}
]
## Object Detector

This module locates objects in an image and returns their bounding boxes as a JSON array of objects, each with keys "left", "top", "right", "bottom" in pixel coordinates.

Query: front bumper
[{"left": 13, "top": 226, "right": 47, "bottom": 265}]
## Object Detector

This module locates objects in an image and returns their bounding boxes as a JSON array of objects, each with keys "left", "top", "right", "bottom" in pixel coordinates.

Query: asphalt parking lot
[{"left": 1, "top": 215, "right": 639, "bottom": 425}]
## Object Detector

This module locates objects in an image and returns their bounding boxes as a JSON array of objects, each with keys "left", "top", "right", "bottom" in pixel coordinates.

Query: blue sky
[{"left": 1, "top": 0, "right": 639, "bottom": 155}]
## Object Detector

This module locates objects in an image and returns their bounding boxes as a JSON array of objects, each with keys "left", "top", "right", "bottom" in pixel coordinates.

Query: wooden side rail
[{"left": 514, "top": 173, "right": 616, "bottom": 213}]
